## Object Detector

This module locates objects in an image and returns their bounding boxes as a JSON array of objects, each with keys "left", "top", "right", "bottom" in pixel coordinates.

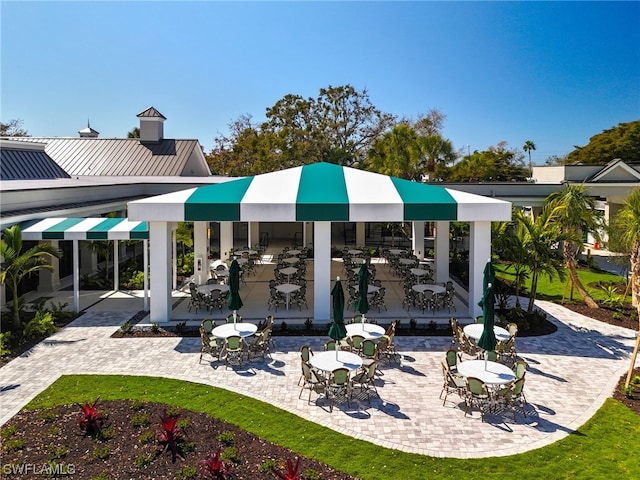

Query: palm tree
[
  {"left": 0, "top": 225, "right": 62, "bottom": 330},
  {"left": 513, "top": 208, "right": 567, "bottom": 313},
  {"left": 546, "top": 184, "right": 602, "bottom": 308},
  {"left": 523, "top": 140, "right": 536, "bottom": 178},
  {"left": 612, "top": 187, "right": 640, "bottom": 322}
]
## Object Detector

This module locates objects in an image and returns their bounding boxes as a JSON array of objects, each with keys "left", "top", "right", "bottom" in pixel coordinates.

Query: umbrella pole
[{"left": 233, "top": 310, "right": 237, "bottom": 328}]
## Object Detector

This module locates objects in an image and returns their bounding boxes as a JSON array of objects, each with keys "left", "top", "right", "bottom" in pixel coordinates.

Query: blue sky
[{"left": 2, "top": 1, "right": 639, "bottom": 165}]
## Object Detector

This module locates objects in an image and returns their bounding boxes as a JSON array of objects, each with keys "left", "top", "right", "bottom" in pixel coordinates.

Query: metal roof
[
  {"left": 5, "top": 137, "right": 208, "bottom": 176},
  {"left": 0, "top": 144, "right": 71, "bottom": 180}
]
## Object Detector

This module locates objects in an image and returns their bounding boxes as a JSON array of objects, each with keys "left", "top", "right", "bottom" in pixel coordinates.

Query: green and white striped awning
[
  {"left": 21, "top": 218, "right": 148, "bottom": 240},
  {"left": 129, "top": 162, "right": 511, "bottom": 222}
]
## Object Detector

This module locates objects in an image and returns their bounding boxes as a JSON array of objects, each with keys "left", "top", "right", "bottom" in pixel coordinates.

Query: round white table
[
  {"left": 211, "top": 322, "right": 257, "bottom": 339},
  {"left": 457, "top": 360, "right": 515, "bottom": 386},
  {"left": 275, "top": 283, "right": 301, "bottom": 310},
  {"left": 282, "top": 257, "right": 300, "bottom": 265},
  {"left": 287, "top": 249, "right": 302, "bottom": 256},
  {"left": 388, "top": 249, "right": 407, "bottom": 256},
  {"left": 234, "top": 249, "right": 257, "bottom": 256},
  {"left": 348, "top": 249, "right": 363, "bottom": 255},
  {"left": 399, "top": 258, "right": 417, "bottom": 266},
  {"left": 197, "top": 284, "right": 230, "bottom": 294},
  {"left": 279, "top": 266, "right": 298, "bottom": 282},
  {"left": 309, "top": 350, "right": 363, "bottom": 373},
  {"left": 463, "top": 324, "right": 510, "bottom": 342},
  {"left": 412, "top": 284, "right": 445, "bottom": 295},
  {"left": 354, "top": 284, "right": 380, "bottom": 294},
  {"left": 410, "top": 268, "right": 430, "bottom": 282},
  {"left": 345, "top": 323, "right": 385, "bottom": 340}
]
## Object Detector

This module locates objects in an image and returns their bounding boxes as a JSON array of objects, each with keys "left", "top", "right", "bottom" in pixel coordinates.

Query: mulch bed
[{"left": 0, "top": 400, "right": 356, "bottom": 480}]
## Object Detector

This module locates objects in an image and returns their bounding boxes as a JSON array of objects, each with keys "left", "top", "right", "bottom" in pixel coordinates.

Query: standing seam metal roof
[{"left": 0, "top": 148, "right": 71, "bottom": 180}]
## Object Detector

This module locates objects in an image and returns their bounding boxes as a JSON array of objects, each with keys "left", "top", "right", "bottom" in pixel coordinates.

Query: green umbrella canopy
[
  {"left": 483, "top": 261, "right": 495, "bottom": 292},
  {"left": 477, "top": 283, "right": 497, "bottom": 352},
  {"left": 355, "top": 262, "right": 370, "bottom": 316},
  {"left": 329, "top": 278, "right": 347, "bottom": 341},
  {"left": 227, "top": 259, "right": 243, "bottom": 311}
]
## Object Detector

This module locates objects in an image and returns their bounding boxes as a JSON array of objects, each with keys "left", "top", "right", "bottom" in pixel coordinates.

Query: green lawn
[
  {"left": 495, "top": 264, "right": 629, "bottom": 304},
  {"left": 23, "top": 375, "right": 640, "bottom": 480}
]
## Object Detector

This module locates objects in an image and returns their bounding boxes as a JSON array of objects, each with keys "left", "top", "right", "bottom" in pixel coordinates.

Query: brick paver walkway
[{"left": 0, "top": 300, "right": 637, "bottom": 459}]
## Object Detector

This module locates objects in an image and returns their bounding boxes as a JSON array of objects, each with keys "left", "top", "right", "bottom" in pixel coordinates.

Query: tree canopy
[
  {"left": 0, "top": 119, "right": 29, "bottom": 137},
  {"left": 566, "top": 120, "right": 640, "bottom": 165},
  {"left": 446, "top": 142, "right": 528, "bottom": 182}
]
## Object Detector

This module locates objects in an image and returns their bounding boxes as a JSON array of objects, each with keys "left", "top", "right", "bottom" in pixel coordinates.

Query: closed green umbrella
[
  {"left": 355, "top": 262, "right": 370, "bottom": 321},
  {"left": 483, "top": 260, "right": 495, "bottom": 293},
  {"left": 477, "top": 283, "right": 496, "bottom": 351},
  {"left": 227, "top": 259, "right": 243, "bottom": 324},
  {"left": 329, "top": 277, "right": 347, "bottom": 358}
]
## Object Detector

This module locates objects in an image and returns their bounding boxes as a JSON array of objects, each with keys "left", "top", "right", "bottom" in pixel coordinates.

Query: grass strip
[{"left": 23, "top": 374, "right": 640, "bottom": 480}]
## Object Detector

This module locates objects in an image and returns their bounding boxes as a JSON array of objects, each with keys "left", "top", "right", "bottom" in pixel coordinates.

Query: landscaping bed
[{"left": 0, "top": 400, "right": 356, "bottom": 480}]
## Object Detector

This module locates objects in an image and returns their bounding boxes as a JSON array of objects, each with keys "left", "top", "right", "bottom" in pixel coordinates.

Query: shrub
[
  {"left": 274, "top": 457, "right": 301, "bottom": 480},
  {"left": 91, "top": 473, "right": 110, "bottom": 480},
  {"left": 0, "top": 331, "right": 13, "bottom": 356},
  {"left": 129, "top": 399, "right": 145, "bottom": 411},
  {"left": 91, "top": 444, "right": 110, "bottom": 460},
  {"left": 304, "top": 468, "right": 322, "bottom": 480},
  {"left": 47, "top": 443, "right": 69, "bottom": 461},
  {"left": 304, "top": 318, "right": 313, "bottom": 331},
  {"left": 175, "top": 465, "right": 198, "bottom": 480},
  {"left": 2, "top": 438, "right": 25, "bottom": 452},
  {"left": 134, "top": 452, "right": 156, "bottom": 468},
  {"left": 157, "top": 410, "right": 187, "bottom": 462},
  {"left": 175, "top": 321, "right": 187, "bottom": 334},
  {"left": 120, "top": 321, "right": 134, "bottom": 334},
  {"left": 259, "top": 459, "right": 278, "bottom": 473},
  {"left": 150, "top": 322, "right": 160, "bottom": 333},
  {"left": 77, "top": 398, "right": 104, "bottom": 437},
  {"left": 220, "top": 446, "right": 240, "bottom": 465},
  {"left": 39, "top": 409, "right": 57, "bottom": 423},
  {"left": 138, "top": 430, "right": 155, "bottom": 444},
  {"left": 130, "top": 413, "right": 150, "bottom": 428},
  {"left": 216, "top": 430, "right": 236, "bottom": 446},
  {"left": 1, "top": 425, "right": 17, "bottom": 439},
  {"left": 23, "top": 311, "right": 56, "bottom": 339},
  {"left": 199, "top": 449, "right": 233, "bottom": 479}
]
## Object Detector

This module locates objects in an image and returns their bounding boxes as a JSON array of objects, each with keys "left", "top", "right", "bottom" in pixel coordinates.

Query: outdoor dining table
[
  {"left": 275, "top": 283, "right": 301, "bottom": 310},
  {"left": 412, "top": 284, "right": 445, "bottom": 295},
  {"left": 354, "top": 284, "right": 380, "bottom": 294},
  {"left": 279, "top": 266, "right": 298, "bottom": 283},
  {"left": 309, "top": 350, "right": 363, "bottom": 373},
  {"left": 197, "top": 284, "right": 230, "bottom": 294},
  {"left": 348, "top": 249, "right": 363, "bottom": 255},
  {"left": 388, "top": 249, "right": 407, "bottom": 256},
  {"left": 345, "top": 323, "right": 385, "bottom": 340},
  {"left": 410, "top": 268, "right": 430, "bottom": 282},
  {"left": 234, "top": 249, "right": 257, "bottom": 256},
  {"left": 286, "top": 249, "right": 302, "bottom": 256},
  {"left": 399, "top": 258, "right": 417, "bottom": 265},
  {"left": 457, "top": 359, "right": 515, "bottom": 386},
  {"left": 211, "top": 322, "right": 257, "bottom": 339},
  {"left": 283, "top": 257, "right": 300, "bottom": 265},
  {"left": 463, "top": 324, "right": 510, "bottom": 343}
]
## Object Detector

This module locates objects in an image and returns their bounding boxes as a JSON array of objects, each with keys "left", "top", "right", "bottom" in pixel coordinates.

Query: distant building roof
[
  {"left": 137, "top": 106, "right": 166, "bottom": 119},
  {"left": 0, "top": 140, "right": 71, "bottom": 180},
  {"left": 5, "top": 137, "right": 210, "bottom": 177}
]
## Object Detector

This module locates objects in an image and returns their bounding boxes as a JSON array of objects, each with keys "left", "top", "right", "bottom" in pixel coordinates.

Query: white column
[
  {"left": 149, "top": 221, "right": 172, "bottom": 323},
  {"left": 193, "top": 221, "right": 208, "bottom": 285},
  {"left": 73, "top": 240, "right": 80, "bottom": 312},
  {"left": 113, "top": 240, "right": 119, "bottom": 291},
  {"left": 249, "top": 222, "right": 260, "bottom": 248},
  {"left": 435, "top": 221, "right": 450, "bottom": 283},
  {"left": 172, "top": 225, "right": 177, "bottom": 290},
  {"left": 304, "top": 222, "right": 313, "bottom": 248},
  {"left": 143, "top": 239, "right": 149, "bottom": 311},
  {"left": 412, "top": 221, "right": 425, "bottom": 259},
  {"left": 80, "top": 241, "right": 97, "bottom": 275},
  {"left": 469, "top": 221, "right": 491, "bottom": 318},
  {"left": 220, "top": 221, "right": 234, "bottom": 260},
  {"left": 313, "top": 221, "right": 331, "bottom": 321},
  {"left": 355, "top": 222, "right": 365, "bottom": 246}
]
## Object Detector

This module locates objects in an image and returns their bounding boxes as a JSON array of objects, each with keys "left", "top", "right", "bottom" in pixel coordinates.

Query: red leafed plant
[
  {"left": 157, "top": 410, "right": 187, "bottom": 462},
  {"left": 77, "top": 397, "right": 104, "bottom": 437},
  {"left": 199, "top": 449, "right": 233, "bottom": 479},
  {"left": 275, "top": 457, "right": 301, "bottom": 480}
]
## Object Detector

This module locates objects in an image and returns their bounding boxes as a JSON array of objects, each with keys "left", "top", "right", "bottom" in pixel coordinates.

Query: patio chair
[
  {"left": 351, "top": 314, "right": 363, "bottom": 324},
  {"left": 445, "top": 348, "right": 461, "bottom": 373},
  {"left": 224, "top": 335, "right": 245, "bottom": 369},
  {"left": 377, "top": 332, "right": 399, "bottom": 364},
  {"left": 441, "top": 289, "right": 456, "bottom": 313},
  {"left": 199, "top": 319, "right": 221, "bottom": 364},
  {"left": 348, "top": 334, "right": 365, "bottom": 355},
  {"left": 372, "top": 287, "right": 387, "bottom": 312},
  {"left": 418, "top": 289, "right": 436, "bottom": 314},
  {"left": 513, "top": 359, "right": 527, "bottom": 380},
  {"left": 450, "top": 318, "right": 460, "bottom": 347},
  {"left": 247, "top": 330, "right": 271, "bottom": 361},
  {"left": 188, "top": 288, "right": 208, "bottom": 314},
  {"left": 351, "top": 362, "right": 379, "bottom": 404},
  {"left": 507, "top": 322, "right": 519, "bottom": 337},
  {"left": 299, "top": 361, "right": 326, "bottom": 404},
  {"left": 226, "top": 313, "right": 242, "bottom": 324},
  {"left": 440, "top": 362, "right": 465, "bottom": 405},
  {"left": 495, "top": 376, "right": 527, "bottom": 420},
  {"left": 497, "top": 336, "right": 517, "bottom": 364},
  {"left": 464, "top": 377, "right": 490, "bottom": 421},
  {"left": 206, "top": 289, "right": 224, "bottom": 313},
  {"left": 324, "top": 339, "right": 337, "bottom": 351},
  {"left": 327, "top": 368, "right": 351, "bottom": 412},
  {"left": 268, "top": 287, "right": 285, "bottom": 311}
]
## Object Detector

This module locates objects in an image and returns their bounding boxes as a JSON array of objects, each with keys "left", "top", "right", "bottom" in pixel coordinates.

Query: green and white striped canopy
[
  {"left": 21, "top": 218, "right": 148, "bottom": 240},
  {"left": 129, "top": 162, "right": 511, "bottom": 222}
]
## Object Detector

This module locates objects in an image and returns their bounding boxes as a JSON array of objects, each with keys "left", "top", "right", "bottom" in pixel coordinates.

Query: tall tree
[
  {"left": 446, "top": 142, "right": 528, "bottom": 182},
  {"left": 523, "top": 140, "right": 536, "bottom": 177},
  {"left": 610, "top": 187, "right": 640, "bottom": 320},
  {"left": 127, "top": 127, "right": 140, "bottom": 138},
  {"left": 367, "top": 124, "right": 421, "bottom": 180},
  {"left": 0, "top": 119, "right": 29, "bottom": 137},
  {"left": 566, "top": 120, "right": 640, "bottom": 165},
  {"left": 546, "top": 184, "right": 603, "bottom": 308},
  {"left": 0, "top": 225, "right": 62, "bottom": 330}
]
